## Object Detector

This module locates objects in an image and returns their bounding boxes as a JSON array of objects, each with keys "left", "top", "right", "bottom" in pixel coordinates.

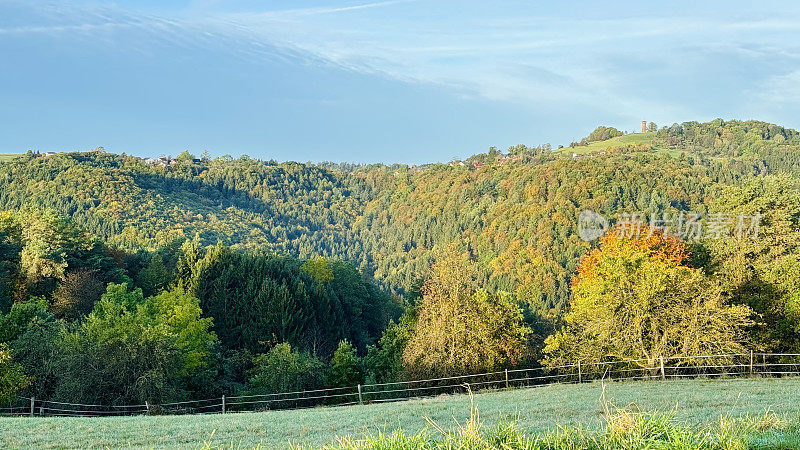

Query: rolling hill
[{"left": 1, "top": 119, "right": 799, "bottom": 317}]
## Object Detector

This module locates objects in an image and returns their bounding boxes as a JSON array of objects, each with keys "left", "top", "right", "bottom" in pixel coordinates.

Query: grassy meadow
[
  {"left": 1, "top": 378, "right": 798, "bottom": 449},
  {"left": 555, "top": 132, "right": 658, "bottom": 155},
  {"left": 0, "top": 154, "right": 21, "bottom": 162}
]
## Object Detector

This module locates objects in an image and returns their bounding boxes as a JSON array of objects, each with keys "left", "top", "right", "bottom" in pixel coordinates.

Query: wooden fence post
[{"left": 17, "top": 352, "right": 796, "bottom": 419}]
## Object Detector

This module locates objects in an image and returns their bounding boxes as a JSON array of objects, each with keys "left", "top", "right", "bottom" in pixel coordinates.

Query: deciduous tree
[
  {"left": 544, "top": 230, "right": 753, "bottom": 368},
  {"left": 403, "top": 246, "right": 531, "bottom": 378},
  {"left": 0, "top": 343, "right": 29, "bottom": 403},
  {"left": 248, "top": 343, "right": 324, "bottom": 395}
]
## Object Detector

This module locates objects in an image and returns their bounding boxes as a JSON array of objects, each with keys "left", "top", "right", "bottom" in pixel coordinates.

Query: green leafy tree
[
  {"left": 0, "top": 297, "right": 52, "bottom": 343},
  {"left": 328, "top": 340, "right": 363, "bottom": 388},
  {"left": 0, "top": 213, "right": 22, "bottom": 311},
  {"left": 247, "top": 343, "right": 324, "bottom": 395},
  {"left": 174, "top": 235, "right": 207, "bottom": 293},
  {"left": 0, "top": 209, "right": 123, "bottom": 305},
  {"left": 0, "top": 343, "right": 29, "bottom": 403},
  {"left": 706, "top": 175, "right": 800, "bottom": 352},
  {"left": 586, "top": 126, "right": 624, "bottom": 143},
  {"left": 17, "top": 208, "right": 92, "bottom": 284},
  {"left": 143, "top": 287, "right": 217, "bottom": 374},
  {"left": 56, "top": 283, "right": 215, "bottom": 404},
  {"left": 364, "top": 309, "right": 416, "bottom": 383},
  {"left": 10, "top": 319, "right": 61, "bottom": 400},
  {"left": 302, "top": 257, "right": 334, "bottom": 283},
  {"left": 176, "top": 150, "right": 196, "bottom": 162}
]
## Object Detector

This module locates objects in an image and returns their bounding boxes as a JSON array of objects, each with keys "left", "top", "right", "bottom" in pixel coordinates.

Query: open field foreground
[{"left": 1, "top": 378, "right": 799, "bottom": 449}]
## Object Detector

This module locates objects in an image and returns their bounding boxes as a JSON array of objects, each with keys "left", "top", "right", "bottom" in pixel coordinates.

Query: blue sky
[{"left": 2, "top": 0, "right": 800, "bottom": 163}]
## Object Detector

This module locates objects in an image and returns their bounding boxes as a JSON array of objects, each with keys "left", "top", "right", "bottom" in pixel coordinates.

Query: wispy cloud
[
  {"left": 200, "top": 5, "right": 800, "bottom": 125},
  {"left": 754, "top": 70, "right": 800, "bottom": 103},
  {"left": 265, "top": 0, "right": 419, "bottom": 17},
  {"left": 4, "top": 0, "right": 800, "bottom": 131}
]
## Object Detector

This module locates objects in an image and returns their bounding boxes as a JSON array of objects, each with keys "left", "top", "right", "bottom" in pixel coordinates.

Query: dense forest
[{"left": 2, "top": 119, "right": 800, "bottom": 405}]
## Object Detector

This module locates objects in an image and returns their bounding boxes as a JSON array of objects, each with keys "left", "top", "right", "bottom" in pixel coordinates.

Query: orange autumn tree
[{"left": 543, "top": 228, "right": 753, "bottom": 368}]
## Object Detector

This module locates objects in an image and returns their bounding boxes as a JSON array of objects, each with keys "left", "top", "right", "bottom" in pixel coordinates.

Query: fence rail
[{"left": 3, "top": 352, "right": 799, "bottom": 418}]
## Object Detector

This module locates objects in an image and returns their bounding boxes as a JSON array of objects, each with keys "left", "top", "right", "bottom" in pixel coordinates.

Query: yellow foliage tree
[
  {"left": 544, "top": 230, "right": 753, "bottom": 368},
  {"left": 403, "top": 245, "right": 531, "bottom": 378}
]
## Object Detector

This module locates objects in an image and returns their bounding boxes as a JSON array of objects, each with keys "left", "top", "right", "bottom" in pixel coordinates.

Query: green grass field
[
  {"left": 0, "top": 154, "right": 21, "bottom": 162},
  {"left": 1, "top": 378, "right": 798, "bottom": 448},
  {"left": 556, "top": 132, "right": 658, "bottom": 155}
]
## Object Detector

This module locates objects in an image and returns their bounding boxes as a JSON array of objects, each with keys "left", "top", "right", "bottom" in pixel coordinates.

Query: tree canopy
[
  {"left": 0, "top": 118, "right": 799, "bottom": 403},
  {"left": 402, "top": 247, "right": 531, "bottom": 378},
  {"left": 544, "top": 230, "right": 753, "bottom": 367}
]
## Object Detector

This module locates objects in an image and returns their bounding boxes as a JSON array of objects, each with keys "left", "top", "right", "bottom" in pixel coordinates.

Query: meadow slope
[{"left": 1, "top": 378, "right": 798, "bottom": 449}]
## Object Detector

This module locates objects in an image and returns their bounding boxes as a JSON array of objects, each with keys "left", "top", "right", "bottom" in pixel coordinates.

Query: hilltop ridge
[{"left": 1, "top": 119, "right": 798, "bottom": 314}]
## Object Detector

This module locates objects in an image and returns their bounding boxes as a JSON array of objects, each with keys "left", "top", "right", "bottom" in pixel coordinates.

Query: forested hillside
[
  {"left": 2, "top": 120, "right": 796, "bottom": 316},
  {"left": 2, "top": 118, "right": 800, "bottom": 405}
]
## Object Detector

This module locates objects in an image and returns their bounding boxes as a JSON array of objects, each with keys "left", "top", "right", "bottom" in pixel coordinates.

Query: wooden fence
[{"left": 3, "top": 352, "right": 798, "bottom": 417}]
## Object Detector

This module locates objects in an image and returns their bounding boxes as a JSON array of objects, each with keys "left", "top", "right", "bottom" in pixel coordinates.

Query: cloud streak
[
  {"left": 4, "top": 0, "right": 800, "bottom": 136},
  {"left": 199, "top": 3, "right": 800, "bottom": 125}
]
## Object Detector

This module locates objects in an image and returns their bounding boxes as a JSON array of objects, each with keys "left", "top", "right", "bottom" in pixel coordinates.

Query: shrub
[
  {"left": 328, "top": 340, "right": 364, "bottom": 388},
  {"left": 248, "top": 343, "right": 325, "bottom": 395}
]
